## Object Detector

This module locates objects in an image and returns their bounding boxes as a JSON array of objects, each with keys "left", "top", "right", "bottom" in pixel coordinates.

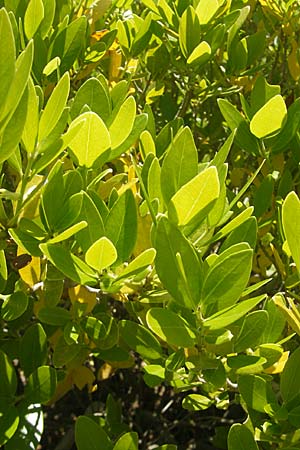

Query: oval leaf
[
  {"left": 146, "top": 307, "right": 196, "bottom": 347},
  {"left": 250, "top": 94, "right": 287, "bottom": 138},
  {"left": 68, "top": 111, "right": 111, "bottom": 167},
  {"left": 85, "top": 236, "right": 117, "bottom": 271}
]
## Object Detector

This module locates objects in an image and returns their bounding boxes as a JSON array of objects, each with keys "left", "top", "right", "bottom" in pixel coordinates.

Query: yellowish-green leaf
[
  {"left": 85, "top": 237, "right": 117, "bottom": 271},
  {"left": 250, "top": 95, "right": 287, "bottom": 138},
  {"left": 24, "top": 0, "right": 44, "bottom": 39},
  {"left": 38, "top": 72, "right": 70, "bottom": 143},
  {"left": 109, "top": 96, "right": 136, "bottom": 149},
  {"left": 47, "top": 221, "right": 88, "bottom": 244},
  {"left": 43, "top": 57, "right": 61, "bottom": 76},
  {"left": 196, "top": 0, "right": 221, "bottom": 23},
  {"left": 187, "top": 41, "right": 211, "bottom": 65},
  {"left": 68, "top": 111, "right": 111, "bottom": 167},
  {"left": 169, "top": 166, "right": 220, "bottom": 227},
  {"left": 282, "top": 191, "right": 300, "bottom": 273}
]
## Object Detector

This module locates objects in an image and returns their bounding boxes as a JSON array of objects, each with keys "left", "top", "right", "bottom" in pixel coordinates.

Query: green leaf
[
  {"left": 179, "top": 6, "right": 201, "bottom": 57},
  {"left": 0, "top": 8, "right": 15, "bottom": 119},
  {"left": 228, "top": 424, "right": 259, "bottom": 450},
  {"left": 39, "top": 0, "right": 55, "bottom": 38},
  {"left": 260, "top": 298, "right": 286, "bottom": 344},
  {"left": 281, "top": 346, "right": 300, "bottom": 402},
  {"left": 227, "top": 6, "right": 250, "bottom": 51},
  {"left": 268, "top": 98, "right": 300, "bottom": 153},
  {"left": 161, "top": 126, "right": 198, "bottom": 205},
  {"left": 85, "top": 237, "right": 117, "bottom": 271},
  {"left": 38, "top": 72, "right": 70, "bottom": 144},
  {"left": 75, "top": 192, "right": 105, "bottom": 253},
  {"left": 221, "top": 216, "right": 257, "bottom": 251},
  {"left": 82, "top": 317, "right": 107, "bottom": 342},
  {"left": 187, "top": 41, "right": 211, "bottom": 66},
  {"left": 147, "top": 156, "right": 164, "bottom": 211},
  {"left": 0, "top": 85, "right": 28, "bottom": 164},
  {"left": 75, "top": 416, "right": 113, "bottom": 450},
  {"left": 250, "top": 75, "right": 280, "bottom": 117},
  {"left": 37, "top": 306, "right": 71, "bottom": 326},
  {"left": 22, "top": 77, "right": 39, "bottom": 153},
  {"left": 1, "top": 291, "right": 28, "bottom": 321},
  {"left": 24, "top": 0, "right": 44, "bottom": 39},
  {"left": 105, "top": 189, "right": 137, "bottom": 263},
  {"left": 0, "top": 39, "right": 33, "bottom": 126},
  {"left": 119, "top": 320, "right": 163, "bottom": 360},
  {"left": 282, "top": 191, "right": 300, "bottom": 273},
  {"left": 234, "top": 310, "right": 269, "bottom": 352},
  {"left": 109, "top": 96, "right": 136, "bottom": 149},
  {"left": 0, "top": 405, "right": 19, "bottom": 447},
  {"left": 116, "top": 248, "right": 156, "bottom": 280},
  {"left": 0, "top": 249, "right": 7, "bottom": 293},
  {"left": 50, "top": 16, "right": 87, "bottom": 73},
  {"left": 238, "top": 374, "right": 276, "bottom": 413},
  {"left": 47, "top": 221, "right": 88, "bottom": 244},
  {"left": 25, "top": 366, "right": 56, "bottom": 404},
  {"left": 109, "top": 113, "right": 147, "bottom": 161},
  {"left": 19, "top": 323, "right": 47, "bottom": 377},
  {"left": 154, "top": 216, "right": 202, "bottom": 309},
  {"left": 201, "top": 246, "right": 253, "bottom": 317},
  {"left": 0, "top": 350, "right": 17, "bottom": 402},
  {"left": 196, "top": 0, "right": 220, "bottom": 24},
  {"left": 68, "top": 111, "right": 111, "bottom": 167},
  {"left": 146, "top": 307, "right": 197, "bottom": 347},
  {"left": 71, "top": 77, "right": 111, "bottom": 122},
  {"left": 203, "top": 295, "right": 266, "bottom": 330},
  {"left": 250, "top": 95, "right": 287, "bottom": 138},
  {"left": 218, "top": 98, "right": 260, "bottom": 154},
  {"left": 182, "top": 394, "right": 212, "bottom": 411},
  {"left": 169, "top": 166, "right": 219, "bottom": 227},
  {"left": 40, "top": 243, "right": 97, "bottom": 285},
  {"left": 113, "top": 432, "right": 138, "bottom": 450}
]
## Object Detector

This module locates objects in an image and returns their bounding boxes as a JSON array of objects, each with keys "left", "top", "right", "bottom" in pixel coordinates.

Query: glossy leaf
[
  {"left": 67, "top": 111, "right": 111, "bottom": 167},
  {"left": 154, "top": 216, "right": 202, "bottom": 309},
  {"left": 250, "top": 95, "right": 287, "bottom": 138},
  {"left": 19, "top": 323, "right": 47, "bottom": 377},
  {"left": 169, "top": 166, "right": 219, "bottom": 227},
  {"left": 1, "top": 291, "right": 28, "bottom": 321},
  {"left": 282, "top": 191, "right": 300, "bottom": 273},
  {"left": 161, "top": 126, "right": 198, "bottom": 205},
  {"left": 0, "top": 405, "right": 19, "bottom": 446},
  {"left": 146, "top": 307, "right": 196, "bottom": 347},
  {"left": 38, "top": 72, "right": 70, "bottom": 144},
  {"left": 85, "top": 237, "right": 117, "bottom": 271},
  {"left": 234, "top": 310, "right": 269, "bottom": 352},
  {"left": 203, "top": 295, "right": 266, "bottom": 330},
  {"left": 228, "top": 424, "right": 259, "bottom": 450},
  {"left": 281, "top": 346, "right": 300, "bottom": 402},
  {"left": 0, "top": 8, "right": 15, "bottom": 118},
  {"left": 201, "top": 246, "right": 253, "bottom": 316},
  {"left": 24, "top": 0, "right": 44, "bottom": 39},
  {"left": 71, "top": 77, "right": 111, "bottom": 122},
  {"left": 25, "top": 366, "right": 56, "bottom": 404},
  {"left": 105, "top": 189, "right": 137, "bottom": 263},
  {"left": 113, "top": 432, "right": 138, "bottom": 450},
  {"left": 119, "top": 320, "right": 162, "bottom": 360},
  {"left": 75, "top": 416, "right": 112, "bottom": 450},
  {"left": 109, "top": 96, "right": 136, "bottom": 149}
]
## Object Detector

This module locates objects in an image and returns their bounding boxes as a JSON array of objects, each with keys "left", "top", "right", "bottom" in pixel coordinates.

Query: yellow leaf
[
  {"left": 109, "top": 49, "right": 122, "bottom": 83},
  {"left": 72, "top": 365, "right": 96, "bottom": 391},
  {"left": 273, "top": 294, "right": 300, "bottom": 335},
  {"left": 69, "top": 285, "right": 97, "bottom": 314},
  {"left": 265, "top": 351, "right": 289, "bottom": 374},
  {"left": 47, "top": 371, "right": 73, "bottom": 404},
  {"left": 133, "top": 213, "right": 152, "bottom": 256},
  {"left": 98, "top": 362, "right": 115, "bottom": 380},
  {"left": 17, "top": 246, "right": 40, "bottom": 287}
]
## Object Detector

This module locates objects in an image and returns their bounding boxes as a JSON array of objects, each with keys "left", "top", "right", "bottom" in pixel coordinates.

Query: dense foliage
[{"left": 1, "top": 0, "right": 300, "bottom": 448}]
